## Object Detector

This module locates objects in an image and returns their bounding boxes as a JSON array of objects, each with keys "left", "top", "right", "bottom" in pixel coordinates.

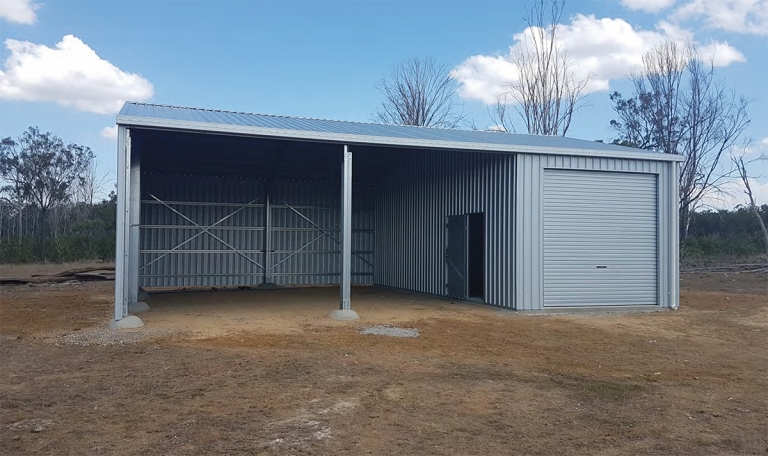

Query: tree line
[
  {"left": 0, "top": 128, "right": 116, "bottom": 263},
  {"left": 683, "top": 206, "right": 768, "bottom": 259}
]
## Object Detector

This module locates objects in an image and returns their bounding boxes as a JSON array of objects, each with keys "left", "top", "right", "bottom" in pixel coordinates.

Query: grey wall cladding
[
  {"left": 140, "top": 175, "right": 374, "bottom": 288},
  {"left": 269, "top": 180, "right": 375, "bottom": 285},
  {"left": 375, "top": 149, "right": 515, "bottom": 307},
  {"left": 513, "top": 154, "right": 677, "bottom": 310}
]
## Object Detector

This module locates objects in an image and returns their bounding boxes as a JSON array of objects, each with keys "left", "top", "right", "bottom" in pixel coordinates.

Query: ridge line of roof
[
  {"left": 116, "top": 113, "right": 684, "bottom": 162},
  {"left": 123, "top": 101, "right": 476, "bottom": 132}
]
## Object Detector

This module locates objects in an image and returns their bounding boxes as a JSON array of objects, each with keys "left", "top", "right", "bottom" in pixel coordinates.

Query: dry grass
[{"left": 0, "top": 269, "right": 766, "bottom": 455}]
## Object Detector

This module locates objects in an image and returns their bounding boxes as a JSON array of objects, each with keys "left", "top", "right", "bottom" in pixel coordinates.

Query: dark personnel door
[{"left": 446, "top": 215, "right": 467, "bottom": 299}]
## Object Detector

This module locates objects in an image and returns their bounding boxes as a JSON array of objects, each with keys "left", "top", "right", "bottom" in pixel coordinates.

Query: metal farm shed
[{"left": 112, "top": 102, "right": 682, "bottom": 322}]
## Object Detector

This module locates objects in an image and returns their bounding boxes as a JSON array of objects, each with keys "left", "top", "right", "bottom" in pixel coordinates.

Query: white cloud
[
  {"left": 453, "top": 14, "right": 746, "bottom": 105},
  {"left": 622, "top": 0, "right": 677, "bottom": 13},
  {"left": 698, "top": 41, "right": 747, "bottom": 66},
  {"left": 452, "top": 55, "right": 518, "bottom": 105},
  {"left": 100, "top": 126, "right": 118, "bottom": 140},
  {"left": 734, "top": 138, "right": 768, "bottom": 157},
  {"left": 0, "top": 35, "right": 153, "bottom": 114},
  {"left": 0, "top": 0, "right": 37, "bottom": 24},
  {"left": 703, "top": 177, "right": 768, "bottom": 209},
  {"left": 713, "top": 143, "right": 768, "bottom": 208},
  {"left": 674, "top": 0, "right": 768, "bottom": 35}
]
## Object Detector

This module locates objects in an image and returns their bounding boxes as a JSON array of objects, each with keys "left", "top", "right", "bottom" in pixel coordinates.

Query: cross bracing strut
[
  {"left": 140, "top": 194, "right": 265, "bottom": 272},
  {"left": 272, "top": 195, "right": 374, "bottom": 269}
]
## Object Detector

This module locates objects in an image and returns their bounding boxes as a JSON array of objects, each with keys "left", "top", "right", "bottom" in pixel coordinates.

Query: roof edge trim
[{"left": 116, "top": 115, "right": 684, "bottom": 162}]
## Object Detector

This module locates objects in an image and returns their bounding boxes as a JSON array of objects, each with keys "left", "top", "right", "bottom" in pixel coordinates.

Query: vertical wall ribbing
[
  {"left": 514, "top": 153, "right": 676, "bottom": 310},
  {"left": 375, "top": 149, "right": 515, "bottom": 307},
  {"left": 139, "top": 175, "right": 375, "bottom": 288}
]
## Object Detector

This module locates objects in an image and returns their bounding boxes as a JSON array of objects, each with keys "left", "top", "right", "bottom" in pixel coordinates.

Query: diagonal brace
[
  {"left": 141, "top": 194, "right": 264, "bottom": 272},
  {"left": 273, "top": 195, "right": 374, "bottom": 269},
  {"left": 271, "top": 222, "right": 340, "bottom": 270}
]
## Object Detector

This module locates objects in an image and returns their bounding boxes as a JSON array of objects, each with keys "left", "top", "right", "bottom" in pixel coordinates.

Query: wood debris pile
[
  {"left": 681, "top": 263, "right": 767, "bottom": 274},
  {"left": 0, "top": 266, "right": 115, "bottom": 285}
]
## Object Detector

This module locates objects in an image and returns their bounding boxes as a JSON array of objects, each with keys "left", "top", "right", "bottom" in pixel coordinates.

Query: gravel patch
[
  {"left": 57, "top": 326, "right": 175, "bottom": 346},
  {"left": 358, "top": 325, "right": 419, "bottom": 338},
  {"left": 7, "top": 418, "right": 53, "bottom": 432}
]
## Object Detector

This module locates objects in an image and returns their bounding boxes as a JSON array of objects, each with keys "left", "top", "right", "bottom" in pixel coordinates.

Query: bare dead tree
[
  {"left": 492, "top": 0, "right": 591, "bottom": 135},
  {"left": 490, "top": 93, "right": 513, "bottom": 132},
  {"left": 611, "top": 41, "right": 751, "bottom": 239},
  {"left": 74, "top": 161, "right": 109, "bottom": 206},
  {"left": 374, "top": 57, "right": 465, "bottom": 129},
  {"left": 732, "top": 151, "right": 768, "bottom": 256}
]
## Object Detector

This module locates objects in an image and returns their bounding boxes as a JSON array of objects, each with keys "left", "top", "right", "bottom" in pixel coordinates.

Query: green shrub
[
  {"left": 0, "top": 234, "right": 115, "bottom": 264},
  {"left": 681, "top": 235, "right": 765, "bottom": 260}
]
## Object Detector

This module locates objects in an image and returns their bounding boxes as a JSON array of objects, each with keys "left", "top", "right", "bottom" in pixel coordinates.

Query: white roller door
[{"left": 542, "top": 169, "right": 658, "bottom": 307}]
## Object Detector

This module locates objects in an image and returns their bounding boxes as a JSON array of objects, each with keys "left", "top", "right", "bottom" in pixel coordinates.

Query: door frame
[
  {"left": 445, "top": 212, "right": 486, "bottom": 302},
  {"left": 445, "top": 214, "right": 467, "bottom": 299}
]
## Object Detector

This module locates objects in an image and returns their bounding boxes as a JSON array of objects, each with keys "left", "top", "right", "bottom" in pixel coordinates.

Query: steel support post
[
  {"left": 340, "top": 146, "right": 353, "bottom": 310},
  {"left": 128, "top": 147, "right": 141, "bottom": 304},
  {"left": 671, "top": 161, "right": 680, "bottom": 309},
  {"left": 263, "top": 184, "right": 273, "bottom": 284},
  {"left": 114, "top": 127, "right": 130, "bottom": 320}
]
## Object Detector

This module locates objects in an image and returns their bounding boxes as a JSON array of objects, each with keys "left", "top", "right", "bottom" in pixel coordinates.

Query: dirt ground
[{"left": 0, "top": 267, "right": 766, "bottom": 455}]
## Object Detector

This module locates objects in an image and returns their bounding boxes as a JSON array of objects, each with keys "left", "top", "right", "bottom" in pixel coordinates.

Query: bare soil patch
[
  {"left": 681, "top": 269, "right": 767, "bottom": 295},
  {"left": 1, "top": 269, "right": 766, "bottom": 455}
]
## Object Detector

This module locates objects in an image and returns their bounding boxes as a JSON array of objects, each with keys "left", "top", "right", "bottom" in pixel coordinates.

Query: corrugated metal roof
[{"left": 117, "top": 102, "right": 681, "bottom": 161}]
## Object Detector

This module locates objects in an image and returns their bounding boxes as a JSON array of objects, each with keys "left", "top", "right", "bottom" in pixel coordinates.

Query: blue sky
[{"left": 0, "top": 0, "right": 766, "bottom": 206}]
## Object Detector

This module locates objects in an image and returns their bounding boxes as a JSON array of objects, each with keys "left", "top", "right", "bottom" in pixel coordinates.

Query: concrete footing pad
[
  {"left": 516, "top": 305, "right": 666, "bottom": 315},
  {"left": 328, "top": 309, "right": 360, "bottom": 321},
  {"left": 108, "top": 315, "right": 144, "bottom": 330},
  {"left": 128, "top": 301, "right": 150, "bottom": 313},
  {"left": 257, "top": 282, "right": 282, "bottom": 290}
]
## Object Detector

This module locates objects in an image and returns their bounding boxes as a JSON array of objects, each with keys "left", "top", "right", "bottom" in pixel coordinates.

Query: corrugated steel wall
[
  {"left": 139, "top": 174, "right": 374, "bottom": 287},
  {"left": 375, "top": 150, "right": 516, "bottom": 307},
  {"left": 140, "top": 175, "right": 266, "bottom": 287},
  {"left": 376, "top": 151, "right": 676, "bottom": 310},
  {"left": 269, "top": 180, "right": 375, "bottom": 285},
  {"left": 513, "top": 154, "right": 676, "bottom": 310}
]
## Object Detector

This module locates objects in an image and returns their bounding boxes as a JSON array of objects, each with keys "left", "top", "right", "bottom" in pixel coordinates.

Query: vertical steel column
[
  {"left": 263, "top": 183, "right": 273, "bottom": 284},
  {"left": 114, "top": 127, "right": 130, "bottom": 320},
  {"left": 671, "top": 161, "right": 680, "bottom": 309},
  {"left": 340, "top": 146, "right": 353, "bottom": 310},
  {"left": 128, "top": 147, "right": 141, "bottom": 303}
]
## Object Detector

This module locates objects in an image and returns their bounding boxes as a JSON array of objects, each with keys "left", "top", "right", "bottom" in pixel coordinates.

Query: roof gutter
[{"left": 116, "top": 115, "right": 684, "bottom": 162}]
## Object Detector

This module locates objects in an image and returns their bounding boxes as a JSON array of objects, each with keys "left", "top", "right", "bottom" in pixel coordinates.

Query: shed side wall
[{"left": 375, "top": 150, "right": 515, "bottom": 307}]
